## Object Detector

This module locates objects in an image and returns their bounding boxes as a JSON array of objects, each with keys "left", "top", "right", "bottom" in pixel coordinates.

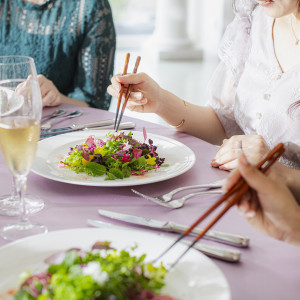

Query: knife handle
[
  {"left": 72, "top": 119, "right": 115, "bottom": 130},
  {"left": 180, "top": 240, "right": 240, "bottom": 262},
  {"left": 166, "top": 222, "right": 249, "bottom": 248},
  {"left": 85, "top": 122, "right": 136, "bottom": 131}
]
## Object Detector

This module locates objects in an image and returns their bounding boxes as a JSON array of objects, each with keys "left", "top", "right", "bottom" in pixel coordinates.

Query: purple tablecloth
[{"left": 0, "top": 104, "right": 299, "bottom": 300}]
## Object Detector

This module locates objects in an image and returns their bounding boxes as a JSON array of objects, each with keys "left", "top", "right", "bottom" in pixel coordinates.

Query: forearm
[
  {"left": 157, "top": 89, "right": 227, "bottom": 145},
  {"left": 276, "top": 163, "right": 300, "bottom": 203},
  {"left": 285, "top": 210, "right": 300, "bottom": 247}
]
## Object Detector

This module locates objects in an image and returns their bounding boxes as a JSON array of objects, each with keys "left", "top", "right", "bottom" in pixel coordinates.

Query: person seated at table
[
  {"left": 107, "top": 0, "right": 300, "bottom": 201},
  {"left": 0, "top": 0, "right": 116, "bottom": 110},
  {"left": 225, "top": 154, "right": 300, "bottom": 248}
]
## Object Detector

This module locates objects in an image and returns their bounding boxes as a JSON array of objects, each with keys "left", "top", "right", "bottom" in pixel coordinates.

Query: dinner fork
[
  {"left": 41, "top": 110, "right": 83, "bottom": 131},
  {"left": 131, "top": 189, "right": 223, "bottom": 209},
  {"left": 132, "top": 178, "right": 225, "bottom": 202}
]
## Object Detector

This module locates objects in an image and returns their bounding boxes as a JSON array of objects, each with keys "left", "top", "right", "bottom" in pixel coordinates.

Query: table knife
[
  {"left": 40, "top": 120, "right": 136, "bottom": 137},
  {"left": 97, "top": 209, "right": 249, "bottom": 248},
  {"left": 88, "top": 219, "right": 240, "bottom": 262}
]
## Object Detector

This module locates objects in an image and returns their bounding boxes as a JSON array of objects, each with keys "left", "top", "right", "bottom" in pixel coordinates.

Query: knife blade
[
  {"left": 97, "top": 209, "right": 249, "bottom": 248},
  {"left": 87, "top": 219, "right": 240, "bottom": 262},
  {"left": 40, "top": 121, "right": 136, "bottom": 137}
]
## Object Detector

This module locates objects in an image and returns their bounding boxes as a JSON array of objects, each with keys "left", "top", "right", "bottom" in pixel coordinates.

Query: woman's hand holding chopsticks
[
  {"left": 108, "top": 72, "right": 163, "bottom": 114},
  {"left": 225, "top": 153, "right": 300, "bottom": 248}
]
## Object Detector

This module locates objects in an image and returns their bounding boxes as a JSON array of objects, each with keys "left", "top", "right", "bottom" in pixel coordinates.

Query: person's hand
[
  {"left": 211, "top": 135, "right": 270, "bottom": 170},
  {"left": 224, "top": 154, "right": 300, "bottom": 247},
  {"left": 38, "top": 75, "right": 63, "bottom": 107},
  {"left": 107, "top": 73, "right": 163, "bottom": 114}
]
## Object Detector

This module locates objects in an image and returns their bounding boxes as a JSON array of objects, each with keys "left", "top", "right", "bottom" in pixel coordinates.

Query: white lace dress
[{"left": 208, "top": 0, "right": 300, "bottom": 169}]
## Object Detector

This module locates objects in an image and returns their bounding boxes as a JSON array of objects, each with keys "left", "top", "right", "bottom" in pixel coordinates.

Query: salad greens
[
  {"left": 14, "top": 244, "right": 175, "bottom": 300},
  {"left": 60, "top": 131, "right": 166, "bottom": 180}
]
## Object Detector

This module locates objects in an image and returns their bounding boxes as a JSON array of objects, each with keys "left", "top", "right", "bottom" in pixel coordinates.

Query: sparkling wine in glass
[{"left": 0, "top": 56, "right": 47, "bottom": 240}]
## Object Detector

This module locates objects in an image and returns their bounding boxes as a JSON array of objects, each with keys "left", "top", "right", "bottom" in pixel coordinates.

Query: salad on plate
[
  {"left": 60, "top": 129, "right": 167, "bottom": 180},
  {"left": 14, "top": 242, "right": 177, "bottom": 300}
]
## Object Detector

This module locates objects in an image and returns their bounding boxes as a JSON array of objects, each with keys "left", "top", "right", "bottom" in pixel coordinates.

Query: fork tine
[
  {"left": 115, "top": 56, "right": 141, "bottom": 132},
  {"left": 114, "top": 53, "right": 130, "bottom": 130},
  {"left": 131, "top": 189, "right": 176, "bottom": 208}
]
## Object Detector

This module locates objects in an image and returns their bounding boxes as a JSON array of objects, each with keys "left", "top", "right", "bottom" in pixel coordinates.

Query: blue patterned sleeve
[{"left": 68, "top": 0, "right": 116, "bottom": 110}]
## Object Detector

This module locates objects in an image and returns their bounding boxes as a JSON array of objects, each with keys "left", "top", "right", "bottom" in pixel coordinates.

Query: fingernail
[
  {"left": 134, "top": 92, "right": 142, "bottom": 99},
  {"left": 116, "top": 75, "right": 123, "bottom": 82},
  {"left": 140, "top": 99, "right": 147, "bottom": 104},
  {"left": 245, "top": 211, "right": 256, "bottom": 218}
]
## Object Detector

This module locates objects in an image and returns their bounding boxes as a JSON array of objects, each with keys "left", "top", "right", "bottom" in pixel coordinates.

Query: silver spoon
[{"left": 41, "top": 110, "right": 83, "bottom": 131}]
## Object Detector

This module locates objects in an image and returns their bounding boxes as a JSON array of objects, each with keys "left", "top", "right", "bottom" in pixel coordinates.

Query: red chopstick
[
  {"left": 115, "top": 55, "right": 141, "bottom": 132},
  {"left": 114, "top": 53, "right": 130, "bottom": 130}
]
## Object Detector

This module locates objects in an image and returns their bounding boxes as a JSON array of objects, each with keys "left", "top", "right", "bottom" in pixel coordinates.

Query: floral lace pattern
[{"left": 208, "top": 0, "right": 300, "bottom": 169}]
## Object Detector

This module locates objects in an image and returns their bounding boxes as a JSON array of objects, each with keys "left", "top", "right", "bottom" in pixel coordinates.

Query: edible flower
[
  {"left": 146, "top": 155, "right": 156, "bottom": 166},
  {"left": 94, "top": 145, "right": 108, "bottom": 156},
  {"left": 122, "top": 153, "right": 131, "bottom": 162},
  {"left": 82, "top": 154, "right": 95, "bottom": 165}
]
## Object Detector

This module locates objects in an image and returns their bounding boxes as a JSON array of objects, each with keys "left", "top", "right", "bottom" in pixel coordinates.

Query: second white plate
[{"left": 0, "top": 228, "right": 231, "bottom": 300}]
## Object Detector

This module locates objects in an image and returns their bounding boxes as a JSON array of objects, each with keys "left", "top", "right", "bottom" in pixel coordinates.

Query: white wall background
[{"left": 109, "top": 0, "right": 235, "bottom": 125}]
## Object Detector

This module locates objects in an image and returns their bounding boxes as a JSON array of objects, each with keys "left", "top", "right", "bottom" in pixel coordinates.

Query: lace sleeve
[
  {"left": 68, "top": 0, "right": 116, "bottom": 110},
  {"left": 207, "top": 0, "right": 257, "bottom": 137},
  {"left": 207, "top": 62, "right": 244, "bottom": 137}
]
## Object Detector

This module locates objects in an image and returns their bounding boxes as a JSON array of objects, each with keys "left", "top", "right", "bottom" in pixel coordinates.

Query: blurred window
[{"left": 110, "top": 0, "right": 156, "bottom": 35}]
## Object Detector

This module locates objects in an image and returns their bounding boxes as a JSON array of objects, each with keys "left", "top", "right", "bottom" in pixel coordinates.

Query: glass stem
[
  {"left": 14, "top": 175, "right": 29, "bottom": 224},
  {"left": 11, "top": 176, "right": 17, "bottom": 200}
]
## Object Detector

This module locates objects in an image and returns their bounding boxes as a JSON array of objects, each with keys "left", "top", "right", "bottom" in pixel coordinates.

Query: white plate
[
  {"left": 0, "top": 228, "right": 230, "bottom": 300},
  {"left": 32, "top": 130, "right": 196, "bottom": 187}
]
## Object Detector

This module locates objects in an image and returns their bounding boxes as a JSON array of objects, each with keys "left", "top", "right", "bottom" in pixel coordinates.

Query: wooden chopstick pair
[
  {"left": 114, "top": 53, "right": 141, "bottom": 131},
  {"left": 153, "top": 143, "right": 285, "bottom": 269}
]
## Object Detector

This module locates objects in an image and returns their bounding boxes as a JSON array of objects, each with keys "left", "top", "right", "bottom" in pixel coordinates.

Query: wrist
[
  {"left": 283, "top": 206, "right": 300, "bottom": 248},
  {"left": 156, "top": 89, "right": 188, "bottom": 128},
  {"left": 155, "top": 88, "right": 170, "bottom": 115}
]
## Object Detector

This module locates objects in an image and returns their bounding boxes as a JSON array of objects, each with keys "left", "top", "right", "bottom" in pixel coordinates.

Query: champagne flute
[
  {"left": 0, "top": 56, "right": 47, "bottom": 240},
  {"left": 0, "top": 177, "right": 44, "bottom": 216}
]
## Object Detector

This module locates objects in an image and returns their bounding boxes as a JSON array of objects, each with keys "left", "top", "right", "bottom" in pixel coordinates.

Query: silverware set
[
  {"left": 131, "top": 179, "right": 225, "bottom": 208},
  {"left": 40, "top": 110, "right": 136, "bottom": 138},
  {"left": 41, "top": 110, "right": 83, "bottom": 130},
  {"left": 88, "top": 208, "right": 250, "bottom": 262}
]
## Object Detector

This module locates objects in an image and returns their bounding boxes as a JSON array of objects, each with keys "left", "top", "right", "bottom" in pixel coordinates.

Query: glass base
[
  {"left": 1, "top": 222, "right": 48, "bottom": 241},
  {"left": 0, "top": 194, "right": 44, "bottom": 216}
]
